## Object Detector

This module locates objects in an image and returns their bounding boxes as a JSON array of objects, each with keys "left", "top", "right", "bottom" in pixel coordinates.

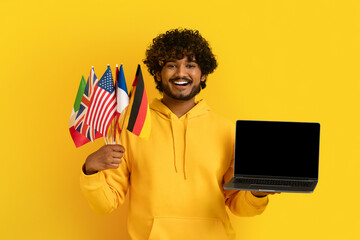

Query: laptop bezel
[{"left": 233, "top": 120, "right": 320, "bottom": 181}]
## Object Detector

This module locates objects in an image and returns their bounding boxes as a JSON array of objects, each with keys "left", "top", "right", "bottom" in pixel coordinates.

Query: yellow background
[{"left": 1, "top": 0, "right": 359, "bottom": 239}]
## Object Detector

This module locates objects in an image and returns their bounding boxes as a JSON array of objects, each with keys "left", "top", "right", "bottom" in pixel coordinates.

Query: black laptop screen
[{"left": 234, "top": 121, "right": 320, "bottom": 178}]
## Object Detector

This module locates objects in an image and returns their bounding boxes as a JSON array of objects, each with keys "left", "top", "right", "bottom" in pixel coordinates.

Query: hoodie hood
[
  {"left": 150, "top": 98, "right": 211, "bottom": 120},
  {"left": 150, "top": 98, "right": 211, "bottom": 179}
]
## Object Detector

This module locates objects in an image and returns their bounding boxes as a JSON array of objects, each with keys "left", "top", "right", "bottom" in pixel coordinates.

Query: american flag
[
  {"left": 85, "top": 65, "right": 116, "bottom": 136},
  {"left": 74, "top": 67, "right": 101, "bottom": 141}
]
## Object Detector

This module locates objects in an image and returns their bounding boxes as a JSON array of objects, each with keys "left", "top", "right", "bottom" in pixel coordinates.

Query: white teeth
[{"left": 173, "top": 81, "right": 188, "bottom": 85}]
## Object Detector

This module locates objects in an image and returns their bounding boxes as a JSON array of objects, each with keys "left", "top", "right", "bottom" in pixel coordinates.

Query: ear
[
  {"left": 200, "top": 74, "right": 206, "bottom": 82},
  {"left": 155, "top": 72, "right": 161, "bottom": 82}
]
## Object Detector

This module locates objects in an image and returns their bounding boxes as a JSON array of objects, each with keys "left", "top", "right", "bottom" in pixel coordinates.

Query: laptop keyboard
[{"left": 234, "top": 178, "right": 312, "bottom": 187}]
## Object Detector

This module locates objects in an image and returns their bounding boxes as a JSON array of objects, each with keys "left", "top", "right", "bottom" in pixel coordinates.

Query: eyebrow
[
  {"left": 187, "top": 59, "right": 198, "bottom": 63},
  {"left": 164, "top": 58, "right": 198, "bottom": 63}
]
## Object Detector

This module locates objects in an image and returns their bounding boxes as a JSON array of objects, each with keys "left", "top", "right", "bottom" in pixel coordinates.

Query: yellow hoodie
[{"left": 80, "top": 99, "right": 268, "bottom": 240}]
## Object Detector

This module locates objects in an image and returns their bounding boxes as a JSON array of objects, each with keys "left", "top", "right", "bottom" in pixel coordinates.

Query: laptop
[{"left": 224, "top": 120, "right": 320, "bottom": 193}]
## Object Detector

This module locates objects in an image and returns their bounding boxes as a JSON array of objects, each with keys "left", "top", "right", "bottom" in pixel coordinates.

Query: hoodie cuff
[
  {"left": 245, "top": 191, "right": 269, "bottom": 208},
  {"left": 80, "top": 169, "right": 106, "bottom": 190}
]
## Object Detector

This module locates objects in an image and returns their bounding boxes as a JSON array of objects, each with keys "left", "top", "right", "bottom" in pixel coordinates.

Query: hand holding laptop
[{"left": 251, "top": 191, "right": 280, "bottom": 197}]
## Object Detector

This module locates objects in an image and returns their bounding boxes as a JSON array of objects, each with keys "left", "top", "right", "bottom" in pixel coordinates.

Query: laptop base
[{"left": 223, "top": 178, "right": 317, "bottom": 193}]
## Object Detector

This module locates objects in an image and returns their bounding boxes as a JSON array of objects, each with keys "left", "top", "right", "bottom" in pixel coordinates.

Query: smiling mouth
[{"left": 171, "top": 79, "right": 192, "bottom": 86}]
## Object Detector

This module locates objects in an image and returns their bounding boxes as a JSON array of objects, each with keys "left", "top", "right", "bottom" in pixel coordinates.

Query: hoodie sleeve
[
  {"left": 225, "top": 189, "right": 268, "bottom": 216},
  {"left": 79, "top": 154, "right": 130, "bottom": 215}
]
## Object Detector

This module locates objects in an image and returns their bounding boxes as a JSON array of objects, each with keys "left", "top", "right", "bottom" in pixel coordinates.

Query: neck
[{"left": 161, "top": 95, "right": 196, "bottom": 118}]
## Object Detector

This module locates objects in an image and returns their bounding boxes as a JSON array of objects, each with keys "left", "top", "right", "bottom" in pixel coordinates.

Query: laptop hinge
[{"left": 234, "top": 175, "right": 317, "bottom": 181}]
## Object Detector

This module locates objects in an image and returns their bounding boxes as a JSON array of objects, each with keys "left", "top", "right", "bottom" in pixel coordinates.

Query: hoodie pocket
[{"left": 148, "top": 216, "right": 228, "bottom": 240}]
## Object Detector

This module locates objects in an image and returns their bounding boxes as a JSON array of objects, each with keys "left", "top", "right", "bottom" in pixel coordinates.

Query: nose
[{"left": 175, "top": 63, "right": 187, "bottom": 78}]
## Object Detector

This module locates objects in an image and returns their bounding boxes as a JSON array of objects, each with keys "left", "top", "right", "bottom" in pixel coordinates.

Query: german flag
[{"left": 127, "top": 65, "right": 151, "bottom": 139}]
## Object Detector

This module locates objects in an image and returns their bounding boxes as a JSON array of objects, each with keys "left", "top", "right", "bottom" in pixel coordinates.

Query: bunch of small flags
[{"left": 69, "top": 64, "right": 151, "bottom": 148}]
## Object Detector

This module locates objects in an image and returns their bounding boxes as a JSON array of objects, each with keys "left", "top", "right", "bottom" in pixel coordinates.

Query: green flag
[
  {"left": 73, "top": 75, "right": 86, "bottom": 111},
  {"left": 69, "top": 76, "right": 86, "bottom": 127}
]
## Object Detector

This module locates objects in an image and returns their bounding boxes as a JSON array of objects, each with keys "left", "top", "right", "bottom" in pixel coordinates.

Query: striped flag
[
  {"left": 85, "top": 65, "right": 117, "bottom": 136},
  {"left": 116, "top": 64, "right": 129, "bottom": 115},
  {"left": 115, "top": 64, "right": 129, "bottom": 134},
  {"left": 69, "top": 76, "right": 90, "bottom": 147},
  {"left": 69, "top": 75, "right": 86, "bottom": 128},
  {"left": 127, "top": 65, "right": 151, "bottom": 139},
  {"left": 73, "top": 68, "right": 102, "bottom": 146}
]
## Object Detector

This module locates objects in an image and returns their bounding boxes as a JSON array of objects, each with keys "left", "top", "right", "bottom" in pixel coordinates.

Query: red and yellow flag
[{"left": 127, "top": 65, "right": 151, "bottom": 139}]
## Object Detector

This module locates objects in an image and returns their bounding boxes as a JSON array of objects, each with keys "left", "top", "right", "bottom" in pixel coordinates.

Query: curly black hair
[{"left": 143, "top": 28, "right": 218, "bottom": 92}]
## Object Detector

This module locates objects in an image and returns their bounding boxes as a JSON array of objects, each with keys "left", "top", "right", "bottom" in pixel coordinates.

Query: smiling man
[
  {"left": 80, "top": 28, "right": 270, "bottom": 240},
  {"left": 158, "top": 57, "right": 204, "bottom": 101}
]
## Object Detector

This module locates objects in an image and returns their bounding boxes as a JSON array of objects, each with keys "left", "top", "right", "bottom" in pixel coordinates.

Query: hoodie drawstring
[
  {"left": 169, "top": 116, "right": 178, "bottom": 173},
  {"left": 151, "top": 98, "right": 210, "bottom": 181},
  {"left": 183, "top": 114, "right": 189, "bottom": 179},
  {"left": 169, "top": 113, "right": 189, "bottom": 179}
]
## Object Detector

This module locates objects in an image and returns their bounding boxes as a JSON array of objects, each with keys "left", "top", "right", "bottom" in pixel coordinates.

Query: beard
[{"left": 160, "top": 80, "right": 201, "bottom": 101}]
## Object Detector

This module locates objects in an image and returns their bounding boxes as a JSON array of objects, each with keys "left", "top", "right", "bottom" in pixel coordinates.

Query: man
[{"left": 80, "top": 28, "right": 270, "bottom": 240}]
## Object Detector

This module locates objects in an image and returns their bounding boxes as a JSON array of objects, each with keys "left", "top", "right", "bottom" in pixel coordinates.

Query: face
[{"left": 156, "top": 57, "right": 205, "bottom": 102}]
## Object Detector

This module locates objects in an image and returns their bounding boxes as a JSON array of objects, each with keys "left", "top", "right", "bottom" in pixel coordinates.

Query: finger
[
  {"left": 112, "top": 151, "right": 124, "bottom": 159},
  {"left": 109, "top": 144, "right": 125, "bottom": 153},
  {"left": 107, "top": 163, "right": 120, "bottom": 169},
  {"left": 111, "top": 157, "right": 122, "bottom": 164},
  {"left": 104, "top": 155, "right": 121, "bottom": 165}
]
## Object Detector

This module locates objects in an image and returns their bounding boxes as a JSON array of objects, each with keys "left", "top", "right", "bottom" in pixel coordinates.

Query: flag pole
[
  {"left": 117, "top": 87, "right": 134, "bottom": 144},
  {"left": 107, "top": 64, "right": 113, "bottom": 144},
  {"left": 113, "top": 64, "right": 119, "bottom": 144}
]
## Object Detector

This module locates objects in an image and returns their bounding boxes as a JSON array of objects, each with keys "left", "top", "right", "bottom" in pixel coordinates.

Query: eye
[
  {"left": 166, "top": 63, "right": 176, "bottom": 69},
  {"left": 186, "top": 64, "right": 196, "bottom": 68}
]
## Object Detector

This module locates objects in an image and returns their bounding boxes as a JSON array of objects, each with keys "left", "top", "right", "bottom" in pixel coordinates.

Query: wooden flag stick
[
  {"left": 113, "top": 64, "right": 119, "bottom": 144},
  {"left": 118, "top": 88, "right": 134, "bottom": 144},
  {"left": 116, "top": 111, "right": 126, "bottom": 144},
  {"left": 110, "top": 118, "right": 113, "bottom": 144},
  {"left": 114, "top": 114, "right": 119, "bottom": 144}
]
